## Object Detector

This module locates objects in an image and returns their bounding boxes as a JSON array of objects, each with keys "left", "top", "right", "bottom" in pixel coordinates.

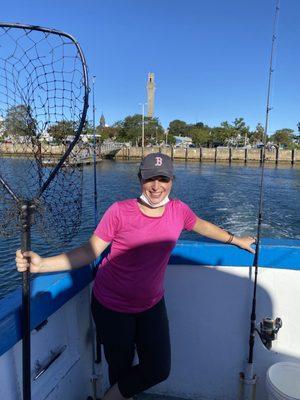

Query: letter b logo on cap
[{"left": 155, "top": 156, "right": 163, "bottom": 166}]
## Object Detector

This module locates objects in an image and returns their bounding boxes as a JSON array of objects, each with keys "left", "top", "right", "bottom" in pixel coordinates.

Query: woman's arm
[
  {"left": 16, "top": 234, "right": 110, "bottom": 273},
  {"left": 192, "top": 217, "right": 255, "bottom": 254}
]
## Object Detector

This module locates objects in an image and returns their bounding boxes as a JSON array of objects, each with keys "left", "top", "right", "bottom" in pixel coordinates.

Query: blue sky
[{"left": 1, "top": 0, "right": 300, "bottom": 132}]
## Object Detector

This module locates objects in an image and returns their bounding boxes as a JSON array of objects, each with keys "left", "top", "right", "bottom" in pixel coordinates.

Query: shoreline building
[
  {"left": 99, "top": 113, "right": 106, "bottom": 128},
  {"left": 147, "top": 72, "right": 155, "bottom": 118}
]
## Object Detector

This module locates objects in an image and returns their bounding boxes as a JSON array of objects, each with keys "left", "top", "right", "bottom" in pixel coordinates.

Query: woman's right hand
[{"left": 16, "top": 249, "right": 43, "bottom": 273}]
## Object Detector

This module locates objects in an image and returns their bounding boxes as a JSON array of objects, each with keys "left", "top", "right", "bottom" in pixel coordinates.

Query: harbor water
[{"left": 0, "top": 160, "right": 299, "bottom": 299}]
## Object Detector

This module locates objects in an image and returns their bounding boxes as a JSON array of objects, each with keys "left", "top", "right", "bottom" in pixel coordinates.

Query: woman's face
[{"left": 141, "top": 176, "right": 173, "bottom": 206}]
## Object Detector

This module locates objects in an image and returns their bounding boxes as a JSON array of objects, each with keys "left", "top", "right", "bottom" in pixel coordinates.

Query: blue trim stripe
[
  {"left": 171, "top": 239, "right": 300, "bottom": 270},
  {"left": 0, "top": 266, "right": 93, "bottom": 357},
  {"left": 0, "top": 239, "right": 299, "bottom": 357}
]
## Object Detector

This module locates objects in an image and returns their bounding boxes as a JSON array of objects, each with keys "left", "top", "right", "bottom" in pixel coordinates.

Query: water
[{"left": 0, "top": 160, "right": 299, "bottom": 299}]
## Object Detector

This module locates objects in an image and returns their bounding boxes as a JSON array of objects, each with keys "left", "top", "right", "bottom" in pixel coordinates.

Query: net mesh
[{"left": 0, "top": 24, "right": 88, "bottom": 243}]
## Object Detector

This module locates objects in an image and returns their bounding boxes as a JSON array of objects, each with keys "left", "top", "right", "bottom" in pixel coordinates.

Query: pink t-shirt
[{"left": 93, "top": 198, "right": 197, "bottom": 313}]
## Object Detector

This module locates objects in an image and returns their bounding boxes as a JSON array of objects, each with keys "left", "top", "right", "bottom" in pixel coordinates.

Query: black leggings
[{"left": 91, "top": 294, "right": 171, "bottom": 398}]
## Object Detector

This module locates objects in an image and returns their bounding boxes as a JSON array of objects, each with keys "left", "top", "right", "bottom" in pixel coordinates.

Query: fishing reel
[{"left": 256, "top": 317, "right": 282, "bottom": 350}]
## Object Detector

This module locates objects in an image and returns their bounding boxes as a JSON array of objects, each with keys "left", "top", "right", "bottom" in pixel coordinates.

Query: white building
[{"left": 174, "top": 135, "right": 193, "bottom": 147}]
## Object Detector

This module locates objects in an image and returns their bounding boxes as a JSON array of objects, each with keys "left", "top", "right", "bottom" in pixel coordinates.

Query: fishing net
[
  {"left": 0, "top": 23, "right": 89, "bottom": 400},
  {"left": 0, "top": 23, "right": 89, "bottom": 244}
]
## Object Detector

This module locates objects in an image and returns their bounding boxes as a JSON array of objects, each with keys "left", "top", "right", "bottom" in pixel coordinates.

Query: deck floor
[{"left": 137, "top": 393, "right": 188, "bottom": 400}]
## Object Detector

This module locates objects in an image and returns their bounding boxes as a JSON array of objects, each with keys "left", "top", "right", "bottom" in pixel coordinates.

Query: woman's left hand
[{"left": 232, "top": 236, "right": 256, "bottom": 254}]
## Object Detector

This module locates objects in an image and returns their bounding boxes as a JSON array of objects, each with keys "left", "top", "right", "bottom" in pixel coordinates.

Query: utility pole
[{"left": 139, "top": 102, "right": 147, "bottom": 153}]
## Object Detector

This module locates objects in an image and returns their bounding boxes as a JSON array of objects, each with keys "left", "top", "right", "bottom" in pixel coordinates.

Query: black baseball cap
[{"left": 139, "top": 153, "right": 174, "bottom": 179}]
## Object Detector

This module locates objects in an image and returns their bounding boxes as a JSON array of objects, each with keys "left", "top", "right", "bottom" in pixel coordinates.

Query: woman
[{"left": 16, "top": 153, "right": 255, "bottom": 400}]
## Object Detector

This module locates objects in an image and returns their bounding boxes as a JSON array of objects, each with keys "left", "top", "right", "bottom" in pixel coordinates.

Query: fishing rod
[
  {"left": 86, "top": 75, "right": 102, "bottom": 400},
  {"left": 92, "top": 76, "right": 99, "bottom": 230},
  {"left": 241, "top": 1, "right": 282, "bottom": 396}
]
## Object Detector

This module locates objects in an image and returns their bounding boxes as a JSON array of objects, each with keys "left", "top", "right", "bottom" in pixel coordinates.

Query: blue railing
[{"left": 0, "top": 239, "right": 299, "bottom": 357}]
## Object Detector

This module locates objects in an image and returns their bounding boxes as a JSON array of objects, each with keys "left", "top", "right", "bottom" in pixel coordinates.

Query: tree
[
  {"left": 210, "top": 126, "right": 230, "bottom": 147},
  {"left": 221, "top": 118, "right": 250, "bottom": 147},
  {"left": 98, "top": 126, "right": 120, "bottom": 142},
  {"left": 165, "top": 132, "right": 176, "bottom": 145},
  {"left": 116, "top": 114, "right": 143, "bottom": 145},
  {"left": 219, "top": 121, "right": 235, "bottom": 145},
  {"left": 3, "top": 104, "right": 37, "bottom": 139},
  {"left": 189, "top": 126, "right": 211, "bottom": 146},
  {"left": 168, "top": 120, "right": 188, "bottom": 137},
  {"left": 82, "top": 120, "right": 94, "bottom": 135},
  {"left": 249, "top": 123, "right": 265, "bottom": 144},
  {"left": 232, "top": 117, "right": 250, "bottom": 146},
  {"left": 194, "top": 122, "right": 205, "bottom": 129},
  {"left": 144, "top": 117, "right": 164, "bottom": 145},
  {"left": 115, "top": 114, "right": 164, "bottom": 146},
  {"left": 48, "top": 120, "right": 76, "bottom": 143},
  {"left": 270, "top": 128, "right": 294, "bottom": 148}
]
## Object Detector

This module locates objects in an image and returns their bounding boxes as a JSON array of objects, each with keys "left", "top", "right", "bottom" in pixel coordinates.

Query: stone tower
[{"left": 147, "top": 73, "right": 155, "bottom": 118}]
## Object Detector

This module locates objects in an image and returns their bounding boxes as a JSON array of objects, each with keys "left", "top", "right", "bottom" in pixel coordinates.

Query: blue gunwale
[{"left": 0, "top": 238, "right": 299, "bottom": 357}]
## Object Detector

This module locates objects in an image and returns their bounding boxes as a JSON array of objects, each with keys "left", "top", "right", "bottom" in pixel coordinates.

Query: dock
[
  {"left": 42, "top": 156, "right": 103, "bottom": 167},
  {"left": 115, "top": 146, "right": 300, "bottom": 164}
]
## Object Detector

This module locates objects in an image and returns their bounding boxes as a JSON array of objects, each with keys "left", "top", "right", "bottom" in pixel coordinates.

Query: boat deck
[
  {"left": 138, "top": 394, "right": 187, "bottom": 400},
  {"left": 1, "top": 240, "right": 300, "bottom": 400}
]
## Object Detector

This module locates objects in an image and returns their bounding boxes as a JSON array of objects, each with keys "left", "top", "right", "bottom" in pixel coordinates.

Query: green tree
[
  {"left": 221, "top": 118, "right": 250, "bottom": 147},
  {"left": 189, "top": 126, "right": 211, "bottom": 146},
  {"left": 115, "top": 114, "right": 164, "bottom": 146},
  {"left": 168, "top": 120, "right": 188, "bottom": 137},
  {"left": 4, "top": 104, "right": 37, "bottom": 139},
  {"left": 249, "top": 123, "right": 265, "bottom": 144},
  {"left": 270, "top": 128, "right": 294, "bottom": 148},
  {"left": 98, "top": 126, "right": 120, "bottom": 142},
  {"left": 165, "top": 133, "right": 176, "bottom": 145},
  {"left": 82, "top": 120, "right": 94, "bottom": 135},
  {"left": 233, "top": 117, "right": 250, "bottom": 146},
  {"left": 211, "top": 126, "right": 229, "bottom": 147},
  {"left": 48, "top": 120, "right": 76, "bottom": 143},
  {"left": 144, "top": 117, "right": 164, "bottom": 145},
  {"left": 116, "top": 114, "right": 142, "bottom": 145},
  {"left": 220, "top": 121, "right": 235, "bottom": 145},
  {"left": 194, "top": 122, "right": 205, "bottom": 129}
]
